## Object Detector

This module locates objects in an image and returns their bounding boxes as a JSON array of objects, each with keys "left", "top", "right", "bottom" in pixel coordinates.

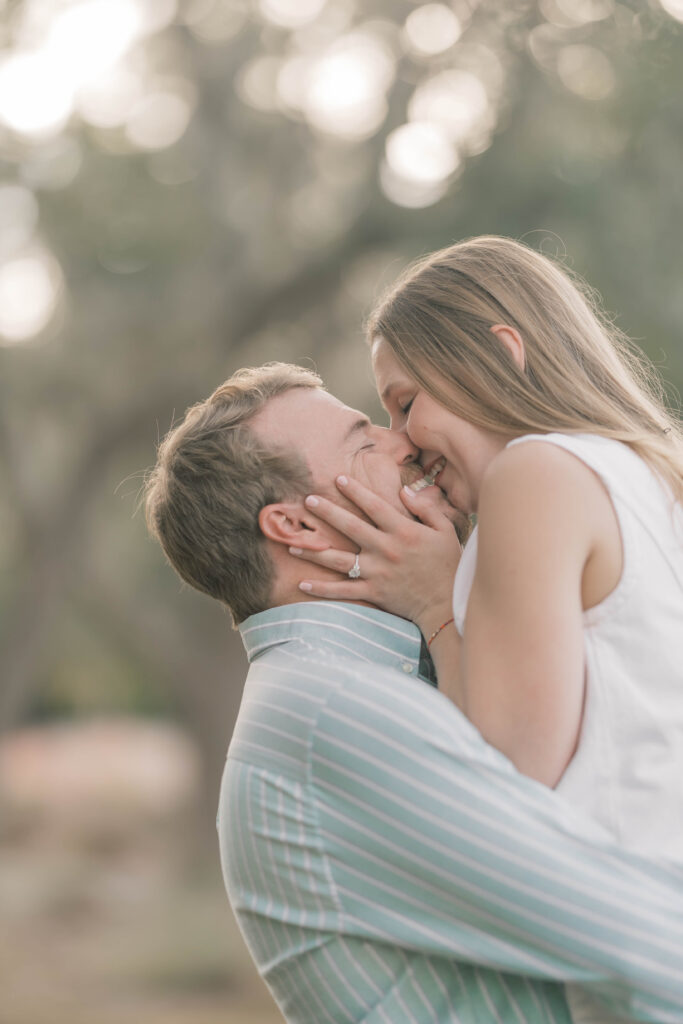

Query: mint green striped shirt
[{"left": 217, "top": 602, "right": 683, "bottom": 1023}]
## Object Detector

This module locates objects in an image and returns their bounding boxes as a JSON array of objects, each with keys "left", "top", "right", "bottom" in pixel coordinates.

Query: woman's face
[{"left": 371, "top": 336, "right": 509, "bottom": 514}]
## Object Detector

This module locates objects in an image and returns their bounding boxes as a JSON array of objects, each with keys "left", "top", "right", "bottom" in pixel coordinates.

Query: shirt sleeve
[{"left": 308, "top": 668, "right": 683, "bottom": 1023}]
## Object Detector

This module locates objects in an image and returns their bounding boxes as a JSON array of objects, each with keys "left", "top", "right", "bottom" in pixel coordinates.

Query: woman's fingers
[
  {"left": 299, "top": 579, "right": 372, "bottom": 601},
  {"left": 289, "top": 545, "right": 357, "bottom": 575},
  {"left": 400, "top": 485, "right": 456, "bottom": 531},
  {"left": 304, "top": 493, "right": 384, "bottom": 548},
  {"left": 334, "top": 476, "right": 411, "bottom": 533}
]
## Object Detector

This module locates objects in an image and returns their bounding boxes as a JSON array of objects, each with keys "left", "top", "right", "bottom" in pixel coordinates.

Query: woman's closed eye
[{"left": 399, "top": 398, "right": 414, "bottom": 415}]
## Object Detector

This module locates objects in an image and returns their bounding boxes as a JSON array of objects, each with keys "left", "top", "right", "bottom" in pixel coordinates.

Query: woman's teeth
[{"left": 408, "top": 457, "right": 446, "bottom": 492}]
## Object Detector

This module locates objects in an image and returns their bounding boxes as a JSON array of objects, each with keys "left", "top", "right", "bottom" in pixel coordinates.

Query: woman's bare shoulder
[
  {"left": 478, "top": 439, "right": 612, "bottom": 561},
  {"left": 482, "top": 439, "right": 608, "bottom": 511}
]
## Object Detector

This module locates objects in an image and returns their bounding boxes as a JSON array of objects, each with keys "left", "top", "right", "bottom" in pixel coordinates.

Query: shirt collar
[{"left": 239, "top": 601, "right": 434, "bottom": 683}]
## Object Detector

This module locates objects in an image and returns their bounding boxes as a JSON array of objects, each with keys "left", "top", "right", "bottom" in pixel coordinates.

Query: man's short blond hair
[{"left": 145, "top": 363, "right": 322, "bottom": 625}]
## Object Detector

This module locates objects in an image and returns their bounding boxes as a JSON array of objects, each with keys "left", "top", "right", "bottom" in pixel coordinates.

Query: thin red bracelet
[{"left": 427, "top": 617, "right": 455, "bottom": 648}]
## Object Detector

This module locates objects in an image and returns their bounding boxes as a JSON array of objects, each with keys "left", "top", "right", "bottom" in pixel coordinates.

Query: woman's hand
[{"left": 292, "top": 474, "right": 465, "bottom": 632}]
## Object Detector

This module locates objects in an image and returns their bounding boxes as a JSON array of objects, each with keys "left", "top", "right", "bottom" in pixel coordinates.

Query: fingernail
[
  {"left": 336, "top": 475, "right": 348, "bottom": 486},
  {"left": 305, "top": 495, "right": 319, "bottom": 508},
  {"left": 289, "top": 547, "right": 303, "bottom": 555},
  {"left": 403, "top": 485, "right": 416, "bottom": 497},
  {"left": 299, "top": 582, "right": 313, "bottom": 592}
]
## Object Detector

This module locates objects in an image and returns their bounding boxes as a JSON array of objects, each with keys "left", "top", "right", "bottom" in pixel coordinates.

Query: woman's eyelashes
[{"left": 399, "top": 397, "right": 414, "bottom": 415}]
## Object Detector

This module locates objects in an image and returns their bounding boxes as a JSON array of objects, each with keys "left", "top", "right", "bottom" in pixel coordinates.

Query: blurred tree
[{"left": 1, "top": 0, "right": 682, "bottom": 838}]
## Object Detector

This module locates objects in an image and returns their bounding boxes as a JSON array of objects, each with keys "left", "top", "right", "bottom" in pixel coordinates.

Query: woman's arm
[
  {"left": 415, "top": 604, "right": 466, "bottom": 708},
  {"left": 462, "top": 441, "right": 595, "bottom": 786}
]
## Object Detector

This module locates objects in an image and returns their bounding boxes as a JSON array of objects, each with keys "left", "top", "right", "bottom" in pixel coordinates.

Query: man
[{"left": 145, "top": 362, "right": 683, "bottom": 1024}]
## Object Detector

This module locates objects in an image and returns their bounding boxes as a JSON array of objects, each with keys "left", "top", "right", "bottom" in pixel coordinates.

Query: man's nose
[{"left": 376, "top": 425, "right": 419, "bottom": 463}]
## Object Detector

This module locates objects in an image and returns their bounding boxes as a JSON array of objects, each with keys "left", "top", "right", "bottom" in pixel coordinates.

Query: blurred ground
[{"left": 0, "top": 718, "right": 284, "bottom": 1024}]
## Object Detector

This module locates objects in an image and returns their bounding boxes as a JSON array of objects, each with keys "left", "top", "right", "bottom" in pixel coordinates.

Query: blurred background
[{"left": 1, "top": 0, "right": 682, "bottom": 1021}]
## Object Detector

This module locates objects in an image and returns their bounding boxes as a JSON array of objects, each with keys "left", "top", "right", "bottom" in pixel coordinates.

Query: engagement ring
[{"left": 348, "top": 553, "right": 361, "bottom": 579}]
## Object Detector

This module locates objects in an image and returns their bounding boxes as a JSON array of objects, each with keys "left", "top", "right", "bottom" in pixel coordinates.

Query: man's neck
[{"left": 274, "top": 589, "right": 382, "bottom": 613}]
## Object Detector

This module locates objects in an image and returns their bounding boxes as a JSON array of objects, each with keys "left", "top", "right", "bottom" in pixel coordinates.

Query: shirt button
[{"left": 401, "top": 662, "right": 414, "bottom": 674}]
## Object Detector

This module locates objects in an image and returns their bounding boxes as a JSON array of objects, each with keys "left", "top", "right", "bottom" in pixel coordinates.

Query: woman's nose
[{"left": 387, "top": 426, "right": 419, "bottom": 463}]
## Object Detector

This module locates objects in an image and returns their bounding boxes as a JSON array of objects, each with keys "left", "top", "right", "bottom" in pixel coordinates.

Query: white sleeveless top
[{"left": 452, "top": 432, "right": 683, "bottom": 1024}]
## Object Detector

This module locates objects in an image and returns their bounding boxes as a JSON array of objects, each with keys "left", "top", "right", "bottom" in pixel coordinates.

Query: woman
[{"left": 291, "top": 236, "right": 683, "bottom": 868}]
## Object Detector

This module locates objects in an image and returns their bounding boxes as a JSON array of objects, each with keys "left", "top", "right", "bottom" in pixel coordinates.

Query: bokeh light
[
  {"left": 541, "top": 0, "right": 614, "bottom": 25},
  {"left": 0, "top": 50, "right": 74, "bottom": 138},
  {"left": 238, "top": 56, "right": 283, "bottom": 112},
  {"left": 277, "top": 56, "right": 310, "bottom": 111},
  {"left": 303, "top": 30, "right": 396, "bottom": 139},
  {"left": 0, "top": 185, "right": 39, "bottom": 258},
  {"left": 259, "top": 0, "right": 328, "bottom": 29},
  {"left": 659, "top": 0, "right": 683, "bottom": 20},
  {"left": 557, "top": 45, "right": 616, "bottom": 101},
  {"left": 137, "top": 0, "right": 178, "bottom": 33},
  {"left": 254, "top": 28, "right": 398, "bottom": 140},
  {"left": 403, "top": 4, "right": 462, "bottom": 56},
  {"left": 528, "top": 22, "right": 565, "bottom": 72},
  {"left": 386, "top": 121, "right": 460, "bottom": 185},
  {"left": 124, "top": 87, "right": 196, "bottom": 151},
  {"left": 380, "top": 160, "right": 450, "bottom": 209},
  {"left": 48, "top": 0, "right": 142, "bottom": 82},
  {"left": 383, "top": 120, "right": 460, "bottom": 207},
  {"left": 0, "top": 247, "right": 61, "bottom": 344},
  {"left": 0, "top": 0, "right": 178, "bottom": 142},
  {"left": 408, "top": 69, "right": 491, "bottom": 148},
  {"left": 379, "top": 62, "right": 495, "bottom": 208},
  {"left": 183, "top": 0, "right": 248, "bottom": 43},
  {"left": 76, "top": 66, "right": 144, "bottom": 129}
]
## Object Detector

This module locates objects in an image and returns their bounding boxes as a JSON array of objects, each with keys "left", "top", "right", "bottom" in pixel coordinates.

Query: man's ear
[
  {"left": 258, "top": 502, "right": 330, "bottom": 552},
  {"left": 490, "top": 324, "right": 526, "bottom": 371}
]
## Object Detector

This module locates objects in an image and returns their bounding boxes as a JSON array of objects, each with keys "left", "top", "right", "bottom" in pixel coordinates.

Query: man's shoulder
[
  {"left": 246, "top": 637, "right": 414, "bottom": 706},
  {"left": 228, "top": 641, "right": 429, "bottom": 765},
  {"left": 251, "top": 636, "right": 427, "bottom": 695},
  {"left": 233, "top": 639, "right": 489, "bottom": 774}
]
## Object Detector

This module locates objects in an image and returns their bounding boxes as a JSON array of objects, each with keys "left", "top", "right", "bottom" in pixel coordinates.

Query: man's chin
[
  {"left": 452, "top": 508, "right": 473, "bottom": 543},
  {"left": 436, "top": 496, "right": 471, "bottom": 542}
]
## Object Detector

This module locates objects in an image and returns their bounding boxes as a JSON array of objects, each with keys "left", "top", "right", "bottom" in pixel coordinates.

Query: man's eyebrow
[{"left": 344, "top": 416, "right": 372, "bottom": 443}]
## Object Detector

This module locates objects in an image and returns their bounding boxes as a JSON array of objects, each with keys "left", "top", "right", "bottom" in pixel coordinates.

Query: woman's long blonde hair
[{"left": 367, "top": 235, "right": 683, "bottom": 505}]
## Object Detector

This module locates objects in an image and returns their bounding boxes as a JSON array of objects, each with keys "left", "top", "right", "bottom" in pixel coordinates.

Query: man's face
[{"left": 250, "top": 387, "right": 431, "bottom": 517}]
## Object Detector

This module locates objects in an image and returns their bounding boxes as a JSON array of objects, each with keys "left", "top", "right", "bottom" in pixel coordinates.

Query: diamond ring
[{"left": 348, "top": 553, "right": 361, "bottom": 579}]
